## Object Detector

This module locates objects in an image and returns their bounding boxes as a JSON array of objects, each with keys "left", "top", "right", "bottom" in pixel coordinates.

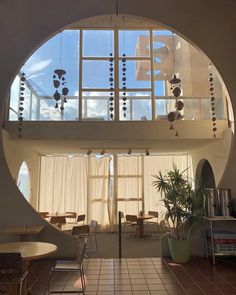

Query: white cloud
[
  {"left": 27, "top": 59, "right": 53, "bottom": 73},
  {"left": 28, "top": 72, "right": 45, "bottom": 80}
]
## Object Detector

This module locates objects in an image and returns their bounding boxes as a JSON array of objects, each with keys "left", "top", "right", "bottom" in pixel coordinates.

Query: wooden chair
[{"left": 0, "top": 252, "right": 28, "bottom": 295}]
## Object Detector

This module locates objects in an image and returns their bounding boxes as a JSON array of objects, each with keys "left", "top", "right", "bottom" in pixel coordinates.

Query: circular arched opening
[{"left": 196, "top": 159, "right": 216, "bottom": 188}]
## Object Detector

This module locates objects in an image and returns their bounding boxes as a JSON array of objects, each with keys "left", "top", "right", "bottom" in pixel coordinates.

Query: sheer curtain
[
  {"left": 38, "top": 155, "right": 111, "bottom": 228},
  {"left": 88, "top": 156, "right": 111, "bottom": 230},
  {"left": 38, "top": 156, "right": 88, "bottom": 215},
  {"left": 116, "top": 156, "right": 143, "bottom": 216}
]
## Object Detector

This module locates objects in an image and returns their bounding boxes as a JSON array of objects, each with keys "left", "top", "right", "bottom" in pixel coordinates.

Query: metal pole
[{"left": 118, "top": 211, "right": 122, "bottom": 258}]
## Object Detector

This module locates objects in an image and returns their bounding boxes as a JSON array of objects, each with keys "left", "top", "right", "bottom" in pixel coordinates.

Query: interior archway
[
  {"left": 196, "top": 159, "right": 216, "bottom": 188},
  {"left": 0, "top": 0, "right": 236, "bottom": 259}
]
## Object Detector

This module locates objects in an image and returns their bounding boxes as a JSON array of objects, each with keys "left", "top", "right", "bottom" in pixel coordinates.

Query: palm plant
[{"left": 152, "top": 166, "right": 206, "bottom": 240}]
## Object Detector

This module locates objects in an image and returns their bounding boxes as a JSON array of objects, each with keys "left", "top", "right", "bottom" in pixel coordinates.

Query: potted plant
[{"left": 152, "top": 166, "right": 206, "bottom": 263}]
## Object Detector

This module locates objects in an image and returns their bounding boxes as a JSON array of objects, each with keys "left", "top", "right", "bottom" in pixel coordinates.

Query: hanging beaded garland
[
  {"left": 122, "top": 54, "right": 127, "bottom": 118},
  {"left": 209, "top": 72, "right": 217, "bottom": 138},
  {"left": 18, "top": 72, "right": 26, "bottom": 138},
  {"left": 109, "top": 53, "right": 114, "bottom": 120},
  {"left": 167, "top": 74, "right": 184, "bottom": 136},
  {"left": 52, "top": 69, "right": 69, "bottom": 111}
]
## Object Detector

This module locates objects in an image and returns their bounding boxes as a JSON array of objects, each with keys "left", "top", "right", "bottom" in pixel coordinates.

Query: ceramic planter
[{"left": 168, "top": 238, "right": 190, "bottom": 263}]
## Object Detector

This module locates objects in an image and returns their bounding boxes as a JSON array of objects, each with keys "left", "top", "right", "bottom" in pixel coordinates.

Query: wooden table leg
[{"left": 137, "top": 219, "right": 144, "bottom": 238}]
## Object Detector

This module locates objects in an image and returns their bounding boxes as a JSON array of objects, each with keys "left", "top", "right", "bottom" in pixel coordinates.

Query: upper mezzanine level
[{"left": 5, "top": 23, "right": 231, "bottom": 142}]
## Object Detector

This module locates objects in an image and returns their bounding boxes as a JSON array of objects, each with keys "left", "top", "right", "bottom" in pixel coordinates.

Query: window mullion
[
  {"left": 150, "top": 29, "right": 155, "bottom": 121},
  {"left": 114, "top": 29, "right": 119, "bottom": 121}
]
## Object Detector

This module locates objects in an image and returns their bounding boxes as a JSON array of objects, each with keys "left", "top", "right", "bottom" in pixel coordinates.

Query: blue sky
[{"left": 13, "top": 29, "right": 174, "bottom": 120}]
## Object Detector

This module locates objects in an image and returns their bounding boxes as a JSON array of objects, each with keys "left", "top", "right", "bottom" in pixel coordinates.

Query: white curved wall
[{"left": 1, "top": 0, "right": 236, "bottom": 256}]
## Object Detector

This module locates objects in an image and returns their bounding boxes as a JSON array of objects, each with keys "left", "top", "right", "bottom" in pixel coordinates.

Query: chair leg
[
  {"left": 44, "top": 269, "right": 53, "bottom": 295},
  {"left": 19, "top": 281, "right": 23, "bottom": 295}
]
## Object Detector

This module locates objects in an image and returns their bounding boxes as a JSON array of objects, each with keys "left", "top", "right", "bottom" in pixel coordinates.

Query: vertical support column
[{"left": 118, "top": 210, "right": 122, "bottom": 259}]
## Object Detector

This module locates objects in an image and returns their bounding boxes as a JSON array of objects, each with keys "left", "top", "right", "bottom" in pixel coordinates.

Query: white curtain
[
  {"left": 88, "top": 156, "right": 111, "bottom": 229},
  {"left": 144, "top": 154, "right": 193, "bottom": 221},
  {"left": 38, "top": 155, "right": 111, "bottom": 228},
  {"left": 38, "top": 153, "right": 192, "bottom": 228}
]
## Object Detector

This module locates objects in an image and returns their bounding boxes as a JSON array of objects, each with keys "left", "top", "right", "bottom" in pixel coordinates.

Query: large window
[{"left": 8, "top": 28, "right": 227, "bottom": 121}]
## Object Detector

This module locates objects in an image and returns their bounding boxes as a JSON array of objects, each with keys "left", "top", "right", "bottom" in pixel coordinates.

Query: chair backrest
[
  {"left": 126, "top": 215, "right": 138, "bottom": 222},
  {"left": 77, "top": 214, "right": 86, "bottom": 223},
  {"left": 72, "top": 225, "right": 90, "bottom": 236},
  {"left": 38, "top": 211, "right": 49, "bottom": 218},
  {"left": 0, "top": 252, "right": 22, "bottom": 274},
  {"left": 148, "top": 211, "right": 159, "bottom": 218},
  {"left": 89, "top": 220, "right": 97, "bottom": 232}
]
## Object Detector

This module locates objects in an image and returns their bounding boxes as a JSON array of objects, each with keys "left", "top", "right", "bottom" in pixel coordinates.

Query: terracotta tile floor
[{"left": 28, "top": 257, "right": 236, "bottom": 295}]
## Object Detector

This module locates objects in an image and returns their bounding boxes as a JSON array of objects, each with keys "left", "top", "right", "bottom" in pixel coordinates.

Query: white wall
[{"left": 0, "top": 0, "right": 236, "bottom": 257}]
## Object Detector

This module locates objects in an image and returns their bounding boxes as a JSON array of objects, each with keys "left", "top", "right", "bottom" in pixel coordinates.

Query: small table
[
  {"left": 0, "top": 225, "right": 44, "bottom": 241},
  {"left": 136, "top": 214, "right": 154, "bottom": 238},
  {"left": 48, "top": 213, "right": 72, "bottom": 229},
  {"left": 0, "top": 241, "right": 57, "bottom": 294}
]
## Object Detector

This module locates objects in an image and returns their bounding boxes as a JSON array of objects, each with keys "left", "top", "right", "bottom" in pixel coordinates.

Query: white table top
[{"left": 0, "top": 241, "right": 57, "bottom": 261}]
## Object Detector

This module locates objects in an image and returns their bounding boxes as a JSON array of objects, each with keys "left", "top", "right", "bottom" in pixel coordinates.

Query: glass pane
[
  {"left": 17, "top": 162, "right": 30, "bottom": 201},
  {"left": 22, "top": 30, "right": 79, "bottom": 104},
  {"left": 154, "top": 81, "right": 165, "bottom": 96},
  {"left": 9, "top": 109, "right": 18, "bottom": 121},
  {"left": 83, "top": 61, "right": 112, "bottom": 89},
  {"left": 120, "top": 92, "right": 151, "bottom": 121},
  {"left": 155, "top": 97, "right": 224, "bottom": 120},
  {"left": 155, "top": 99, "right": 167, "bottom": 118},
  {"left": 119, "top": 30, "right": 150, "bottom": 57},
  {"left": 10, "top": 75, "right": 20, "bottom": 113},
  {"left": 153, "top": 30, "right": 174, "bottom": 82},
  {"left": 83, "top": 30, "right": 114, "bottom": 57},
  {"left": 82, "top": 92, "right": 111, "bottom": 120},
  {"left": 39, "top": 99, "right": 63, "bottom": 121},
  {"left": 119, "top": 60, "right": 151, "bottom": 89},
  {"left": 31, "top": 94, "right": 39, "bottom": 120},
  {"left": 38, "top": 97, "right": 78, "bottom": 121}
]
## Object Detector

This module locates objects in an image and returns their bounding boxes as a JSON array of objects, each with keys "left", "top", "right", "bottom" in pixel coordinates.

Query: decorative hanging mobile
[
  {"left": 18, "top": 72, "right": 26, "bottom": 139},
  {"left": 109, "top": 53, "right": 114, "bottom": 120},
  {"left": 121, "top": 53, "right": 127, "bottom": 118},
  {"left": 167, "top": 74, "right": 184, "bottom": 137},
  {"left": 52, "top": 32, "right": 69, "bottom": 111},
  {"left": 209, "top": 72, "right": 217, "bottom": 138}
]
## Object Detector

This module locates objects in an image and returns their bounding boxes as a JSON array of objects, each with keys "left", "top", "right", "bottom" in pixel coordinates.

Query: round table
[{"left": 0, "top": 242, "right": 57, "bottom": 294}]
